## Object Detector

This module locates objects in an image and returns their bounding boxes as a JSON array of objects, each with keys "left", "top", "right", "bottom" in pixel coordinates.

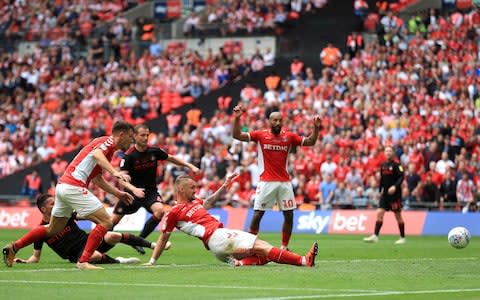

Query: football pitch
[{"left": 1, "top": 230, "right": 479, "bottom": 300}]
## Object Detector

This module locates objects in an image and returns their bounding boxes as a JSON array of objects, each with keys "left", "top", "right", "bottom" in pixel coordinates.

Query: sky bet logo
[
  {"left": 296, "top": 211, "right": 368, "bottom": 234},
  {"left": 297, "top": 212, "right": 330, "bottom": 234}
]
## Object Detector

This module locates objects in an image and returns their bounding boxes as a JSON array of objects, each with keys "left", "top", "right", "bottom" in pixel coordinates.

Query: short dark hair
[
  {"left": 36, "top": 193, "right": 52, "bottom": 210},
  {"left": 112, "top": 121, "right": 134, "bottom": 134},
  {"left": 174, "top": 174, "right": 192, "bottom": 187},
  {"left": 134, "top": 124, "right": 149, "bottom": 133}
]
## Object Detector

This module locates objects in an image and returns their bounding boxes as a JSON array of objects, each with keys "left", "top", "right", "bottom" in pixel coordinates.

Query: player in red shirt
[
  {"left": 145, "top": 174, "right": 318, "bottom": 267},
  {"left": 232, "top": 104, "right": 321, "bottom": 250},
  {"left": 3, "top": 121, "right": 136, "bottom": 270}
]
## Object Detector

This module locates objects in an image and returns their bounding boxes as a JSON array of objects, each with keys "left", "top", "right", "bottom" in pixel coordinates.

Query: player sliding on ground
[
  {"left": 5, "top": 194, "right": 168, "bottom": 266},
  {"left": 145, "top": 173, "right": 318, "bottom": 267}
]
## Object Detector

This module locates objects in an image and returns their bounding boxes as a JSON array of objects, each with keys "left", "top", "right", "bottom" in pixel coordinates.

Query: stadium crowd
[
  {"left": 161, "top": 6, "right": 480, "bottom": 213},
  {"left": 0, "top": 29, "right": 268, "bottom": 180},
  {"left": 0, "top": 0, "right": 142, "bottom": 43},
  {"left": 186, "top": 0, "right": 328, "bottom": 37},
  {"left": 2, "top": 1, "right": 480, "bottom": 214}
]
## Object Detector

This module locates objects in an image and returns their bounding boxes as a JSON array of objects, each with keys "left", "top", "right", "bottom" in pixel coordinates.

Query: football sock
[
  {"left": 79, "top": 224, "right": 108, "bottom": 263},
  {"left": 97, "top": 240, "right": 115, "bottom": 253},
  {"left": 398, "top": 222, "right": 405, "bottom": 238},
  {"left": 281, "top": 230, "right": 291, "bottom": 248},
  {"left": 267, "top": 247, "right": 302, "bottom": 266},
  {"left": 97, "top": 254, "right": 119, "bottom": 264},
  {"left": 237, "top": 255, "right": 269, "bottom": 266},
  {"left": 121, "top": 233, "right": 153, "bottom": 248},
  {"left": 14, "top": 225, "right": 48, "bottom": 251},
  {"left": 140, "top": 215, "right": 161, "bottom": 238},
  {"left": 374, "top": 221, "right": 383, "bottom": 236}
]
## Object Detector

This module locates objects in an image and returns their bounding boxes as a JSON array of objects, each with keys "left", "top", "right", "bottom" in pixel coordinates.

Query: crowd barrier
[{"left": 1, "top": 206, "right": 479, "bottom": 236}]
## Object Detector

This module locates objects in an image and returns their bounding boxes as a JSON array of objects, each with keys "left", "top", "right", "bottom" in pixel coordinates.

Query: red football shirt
[
  {"left": 59, "top": 136, "right": 116, "bottom": 188},
  {"left": 248, "top": 129, "right": 304, "bottom": 181},
  {"left": 162, "top": 199, "right": 223, "bottom": 246}
]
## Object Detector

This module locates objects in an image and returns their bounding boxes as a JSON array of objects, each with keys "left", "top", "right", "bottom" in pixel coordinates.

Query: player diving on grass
[
  {"left": 9, "top": 194, "right": 168, "bottom": 265},
  {"left": 145, "top": 173, "right": 318, "bottom": 267}
]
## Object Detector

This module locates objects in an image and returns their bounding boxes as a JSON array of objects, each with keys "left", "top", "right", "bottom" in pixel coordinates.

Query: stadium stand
[{"left": 1, "top": 0, "right": 479, "bottom": 213}]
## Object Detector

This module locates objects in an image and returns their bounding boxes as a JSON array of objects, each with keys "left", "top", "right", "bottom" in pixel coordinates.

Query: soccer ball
[{"left": 448, "top": 227, "right": 471, "bottom": 249}]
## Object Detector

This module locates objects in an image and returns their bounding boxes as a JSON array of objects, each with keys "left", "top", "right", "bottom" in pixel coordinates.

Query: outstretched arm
[
  {"left": 118, "top": 175, "right": 145, "bottom": 198},
  {"left": 232, "top": 104, "right": 250, "bottom": 142},
  {"left": 92, "top": 149, "right": 131, "bottom": 182},
  {"left": 92, "top": 175, "right": 134, "bottom": 205},
  {"left": 203, "top": 172, "right": 239, "bottom": 209},
  {"left": 302, "top": 116, "right": 321, "bottom": 146},
  {"left": 146, "top": 232, "right": 171, "bottom": 265},
  {"left": 167, "top": 154, "right": 200, "bottom": 174},
  {"left": 14, "top": 249, "right": 42, "bottom": 264}
]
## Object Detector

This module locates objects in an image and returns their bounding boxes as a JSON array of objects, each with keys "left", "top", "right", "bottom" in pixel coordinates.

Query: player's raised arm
[
  {"left": 232, "top": 104, "right": 250, "bottom": 142},
  {"left": 302, "top": 116, "right": 321, "bottom": 146},
  {"left": 166, "top": 154, "right": 200, "bottom": 175},
  {"left": 203, "top": 172, "right": 239, "bottom": 209}
]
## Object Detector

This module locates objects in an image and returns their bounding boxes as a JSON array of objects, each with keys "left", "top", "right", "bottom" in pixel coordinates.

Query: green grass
[{"left": 1, "top": 230, "right": 479, "bottom": 300}]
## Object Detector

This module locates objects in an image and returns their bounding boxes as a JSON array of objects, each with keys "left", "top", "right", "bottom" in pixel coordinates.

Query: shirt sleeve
[
  {"left": 154, "top": 147, "right": 169, "bottom": 161},
  {"left": 248, "top": 130, "right": 259, "bottom": 142},
  {"left": 290, "top": 132, "right": 304, "bottom": 146},
  {"left": 120, "top": 152, "right": 133, "bottom": 172},
  {"left": 161, "top": 210, "right": 177, "bottom": 234},
  {"left": 394, "top": 163, "right": 404, "bottom": 188},
  {"left": 97, "top": 136, "right": 115, "bottom": 155},
  {"left": 33, "top": 240, "right": 44, "bottom": 251}
]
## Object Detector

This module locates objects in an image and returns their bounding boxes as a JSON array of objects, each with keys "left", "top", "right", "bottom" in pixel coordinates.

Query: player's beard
[{"left": 271, "top": 126, "right": 281, "bottom": 135}]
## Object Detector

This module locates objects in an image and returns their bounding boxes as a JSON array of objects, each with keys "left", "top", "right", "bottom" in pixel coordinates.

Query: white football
[{"left": 448, "top": 227, "right": 471, "bottom": 249}]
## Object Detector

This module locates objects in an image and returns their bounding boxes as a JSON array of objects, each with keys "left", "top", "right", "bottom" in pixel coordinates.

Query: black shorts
[
  {"left": 113, "top": 189, "right": 161, "bottom": 215},
  {"left": 68, "top": 236, "right": 88, "bottom": 263},
  {"left": 379, "top": 195, "right": 402, "bottom": 212},
  {"left": 68, "top": 238, "right": 114, "bottom": 262}
]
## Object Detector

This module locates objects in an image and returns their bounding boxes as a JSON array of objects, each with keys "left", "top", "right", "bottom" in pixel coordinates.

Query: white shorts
[
  {"left": 254, "top": 181, "right": 296, "bottom": 211},
  {"left": 52, "top": 183, "right": 104, "bottom": 218},
  {"left": 207, "top": 228, "right": 257, "bottom": 261}
]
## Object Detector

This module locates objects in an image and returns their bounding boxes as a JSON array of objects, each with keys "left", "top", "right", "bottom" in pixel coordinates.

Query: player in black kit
[
  {"left": 114, "top": 124, "right": 200, "bottom": 254},
  {"left": 12, "top": 194, "right": 156, "bottom": 265},
  {"left": 364, "top": 145, "right": 406, "bottom": 244}
]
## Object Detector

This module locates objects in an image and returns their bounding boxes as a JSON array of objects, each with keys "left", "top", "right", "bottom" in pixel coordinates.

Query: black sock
[
  {"left": 97, "top": 254, "right": 119, "bottom": 264},
  {"left": 121, "top": 233, "right": 152, "bottom": 248},
  {"left": 139, "top": 215, "right": 161, "bottom": 238},
  {"left": 398, "top": 222, "right": 405, "bottom": 238},
  {"left": 374, "top": 221, "right": 383, "bottom": 236}
]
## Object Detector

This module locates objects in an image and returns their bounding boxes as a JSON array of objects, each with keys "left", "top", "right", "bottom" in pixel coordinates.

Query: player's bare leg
[
  {"left": 248, "top": 210, "right": 265, "bottom": 235},
  {"left": 394, "top": 210, "right": 406, "bottom": 244},
  {"left": 281, "top": 210, "right": 294, "bottom": 250},
  {"left": 76, "top": 207, "right": 112, "bottom": 270},
  {"left": 364, "top": 208, "right": 385, "bottom": 242}
]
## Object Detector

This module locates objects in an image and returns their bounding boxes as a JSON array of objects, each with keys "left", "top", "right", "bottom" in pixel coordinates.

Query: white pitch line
[
  {"left": 0, "top": 256, "right": 476, "bottom": 274},
  {"left": 0, "top": 279, "right": 381, "bottom": 293},
  {"left": 320, "top": 257, "right": 479, "bottom": 263},
  {"left": 239, "top": 288, "right": 480, "bottom": 300},
  {"left": 0, "top": 263, "right": 213, "bottom": 273}
]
